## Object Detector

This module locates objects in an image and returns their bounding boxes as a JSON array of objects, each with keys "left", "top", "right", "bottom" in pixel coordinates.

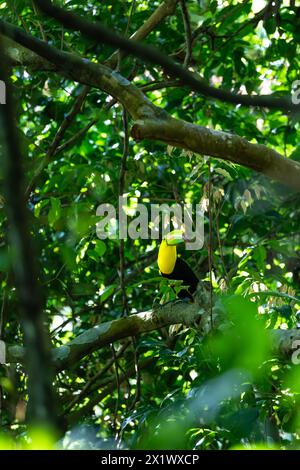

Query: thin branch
[
  {"left": 111, "top": 343, "right": 121, "bottom": 435},
  {"left": 215, "top": 210, "right": 229, "bottom": 288},
  {"left": 0, "top": 274, "right": 9, "bottom": 339},
  {"left": 212, "top": 2, "right": 272, "bottom": 56},
  {"left": 64, "top": 341, "right": 130, "bottom": 414},
  {"left": 140, "top": 79, "right": 182, "bottom": 92},
  {"left": 32, "top": 0, "right": 48, "bottom": 42},
  {"left": 66, "top": 357, "right": 156, "bottom": 426},
  {"left": 179, "top": 0, "right": 192, "bottom": 68},
  {"left": 128, "top": 336, "right": 141, "bottom": 411},
  {"left": 119, "top": 109, "right": 129, "bottom": 317},
  {"left": 116, "top": 0, "right": 137, "bottom": 71},
  {"left": 105, "top": 0, "right": 179, "bottom": 69},
  {"left": 54, "top": 117, "right": 97, "bottom": 156},
  {"left": 25, "top": 85, "right": 89, "bottom": 197},
  {"left": 207, "top": 162, "right": 213, "bottom": 329}
]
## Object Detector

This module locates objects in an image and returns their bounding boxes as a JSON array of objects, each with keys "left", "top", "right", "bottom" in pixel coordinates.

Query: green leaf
[
  {"left": 252, "top": 246, "right": 266, "bottom": 271},
  {"left": 100, "top": 285, "right": 115, "bottom": 303},
  {"left": 48, "top": 197, "right": 61, "bottom": 227},
  {"left": 94, "top": 240, "right": 107, "bottom": 257},
  {"left": 264, "top": 17, "right": 277, "bottom": 35}
]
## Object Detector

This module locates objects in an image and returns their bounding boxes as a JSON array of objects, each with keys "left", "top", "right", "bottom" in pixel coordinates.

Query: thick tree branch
[
  {"left": 0, "top": 18, "right": 156, "bottom": 119},
  {"left": 131, "top": 118, "right": 300, "bottom": 192},
  {"left": 6, "top": 301, "right": 201, "bottom": 370},
  {"left": 6, "top": 298, "right": 300, "bottom": 375},
  {"left": 34, "top": 0, "right": 300, "bottom": 114},
  {"left": 1, "top": 20, "right": 300, "bottom": 191},
  {"left": 3, "top": 36, "right": 55, "bottom": 71},
  {"left": 53, "top": 300, "right": 201, "bottom": 371}
]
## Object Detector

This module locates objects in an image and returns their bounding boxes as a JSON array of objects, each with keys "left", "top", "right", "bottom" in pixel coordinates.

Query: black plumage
[{"left": 161, "top": 257, "right": 198, "bottom": 300}]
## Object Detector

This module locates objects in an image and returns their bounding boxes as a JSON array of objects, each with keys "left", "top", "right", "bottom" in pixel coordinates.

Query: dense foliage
[{"left": 0, "top": 0, "right": 300, "bottom": 450}]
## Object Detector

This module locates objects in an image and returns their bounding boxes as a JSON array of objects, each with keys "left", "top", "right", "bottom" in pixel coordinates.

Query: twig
[
  {"left": 179, "top": 0, "right": 192, "bottom": 68},
  {"left": 54, "top": 117, "right": 97, "bottom": 156},
  {"left": 210, "top": 2, "right": 269, "bottom": 56},
  {"left": 119, "top": 109, "right": 129, "bottom": 317},
  {"left": 64, "top": 340, "right": 130, "bottom": 413},
  {"left": 215, "top": 209, "right": 229, "bottom": 288},
  {"left": 105, "top": 0, "right": 179, "bottom": 69},
  {"left": 50, "top": 318, "right": 72, "bottom": 338},
  {"left": 32, "top": 0, "right": 47, "bottom": 42},
  {"left": 10, "top": 2, "right": 30, "bottom": 34},
  {"left": 0, "top": 274, "right": 9, "bottom": 339},
  {"left": 207, "top": 161, "right": 213, "bottom": 329},
  {"left": 116, "top": 0, "right": 137, "bottom": 71},
  {"left": 140, "top": 79, "right": 182, "bottom": 93},
  {"left": 111, "top": 343, "right": 121, "bottom": 435},
  {"left": 128, "top": 337, "right": 141, "bottom": 411},
  {"left": 26, "top": 85, "right": 89, "bottom": 197}
]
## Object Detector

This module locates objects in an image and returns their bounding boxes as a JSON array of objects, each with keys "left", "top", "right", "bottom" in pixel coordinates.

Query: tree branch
[
  {"left": 26, "top": 85, "right": 89, "bottom": 197},
  {"left": 179, "top": 0, "right": 192, "bottom": 68},
  {"left": 5, "top": 298, "right": 300, "bottom": 375},
  {"left": 66, "top": 357, "right": 155, "bottom": 426},
  {"left": 3, "top": 36, "right": 55, "bottom": 71},
  {"left": 64, "top": 340, "right": 131, "bottom": 414},
  {"left": 21, "top": 1, "right": 179, "bottom": 196},
  {"left": 105, "top": 0, "right": 179, "bottom": 69},
  {"left": 34, "top": 0, "right": 299, "bottom": 114},
  {"left": 7, "top": 300, "right": 201, "bottom": 370},
  {"left": 131, "top": 118, "right": 300, "bottom": 192},
  {"left": 0, "top": 18, "right": 155, "bottom": 119},
  {"left": 1, "top": 19, "right": 300, "bottom": 191}
]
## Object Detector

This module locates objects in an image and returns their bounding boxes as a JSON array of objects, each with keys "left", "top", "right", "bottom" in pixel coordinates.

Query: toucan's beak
[{"left": 165, "top": 229, "right": 185, "bottom": 246}]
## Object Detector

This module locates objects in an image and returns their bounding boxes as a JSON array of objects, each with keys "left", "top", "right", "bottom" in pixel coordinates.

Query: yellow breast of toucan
[{"left": 157, "top": 239, "right": 177, "bottom": 275}]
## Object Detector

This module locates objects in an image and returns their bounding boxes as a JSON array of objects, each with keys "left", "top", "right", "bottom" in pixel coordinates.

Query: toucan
[{"left": 157, "top": 230, "right": 198, "bottom": 300}]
